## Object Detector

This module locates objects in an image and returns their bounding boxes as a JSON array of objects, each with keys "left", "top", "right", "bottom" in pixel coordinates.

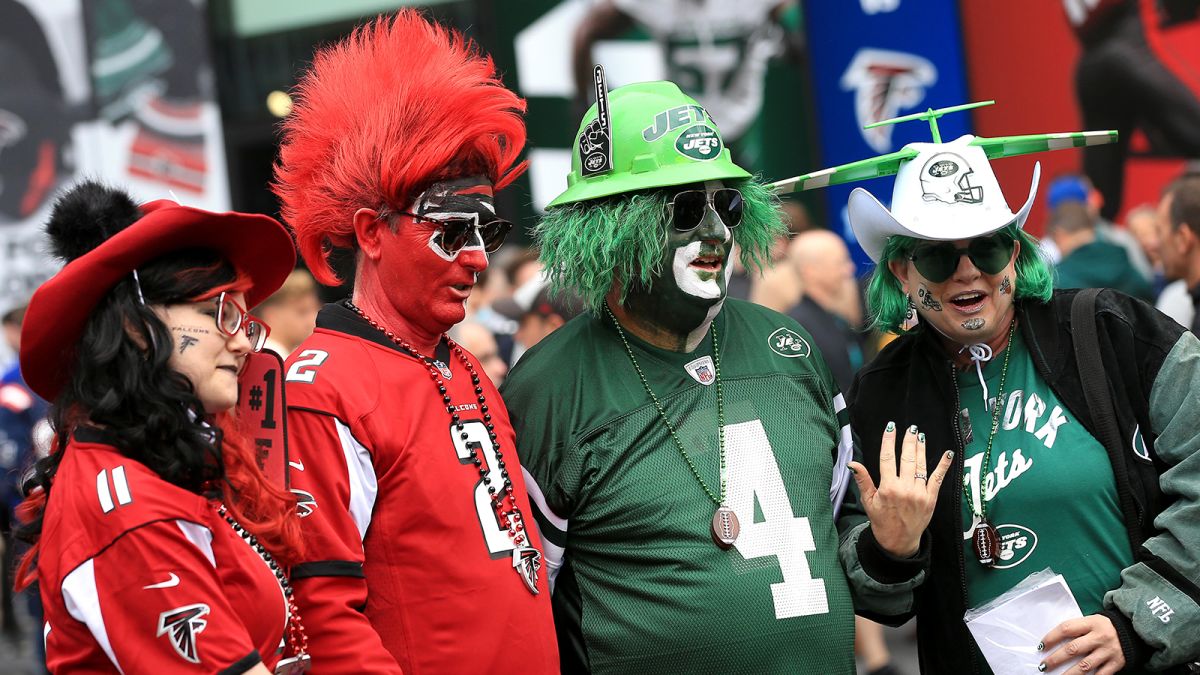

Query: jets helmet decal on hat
[
  {"left": 547, "top": 67, "right": 750, "bottom": 208},
  {"left": 770, "top": 100, "right": 1118, "bottom": 262}
]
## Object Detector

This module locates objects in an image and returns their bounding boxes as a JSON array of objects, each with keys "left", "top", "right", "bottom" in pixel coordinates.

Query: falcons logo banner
[
  {"left": 157, "top": 603, "right": 210, "bottom": 663},
  {"left": 840, "top": 48, "right": 937, "bottom": 153}
]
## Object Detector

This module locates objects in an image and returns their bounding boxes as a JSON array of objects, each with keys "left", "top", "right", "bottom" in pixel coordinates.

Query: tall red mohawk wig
[{"left": 272, "top": 10, "right": 528, "bottom": 285}]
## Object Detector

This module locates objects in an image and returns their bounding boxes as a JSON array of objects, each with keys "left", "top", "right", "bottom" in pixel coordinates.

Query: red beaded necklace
[{"left": 345, "top": 301, "right": 542, "bottom": 594}]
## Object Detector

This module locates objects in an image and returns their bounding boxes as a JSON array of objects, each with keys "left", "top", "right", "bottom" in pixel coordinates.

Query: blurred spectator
[
  {"left": 253, "top": 268, "right": 320, "bottom": 358},
  {"left": 738, "top": 198, "right": 814, "bottom": 303},
  {"left": 505, "top": 248, "right": 543, "bottom": 294},
  {"left": 515, "top": 287, "right": 584, "bottom": 357},
  {"left": 465, "top": 266, "right": 514, "bottom": 336},
  {"left": 1154, "top": 180, "right": 1196, "bottom": 327},
  {"left": 1046, "top": 174, "right": 1154, "bottom": 279},
  {"left": 0, "top": 300, "right": 48, "bottom": 669},
  {"left": 451, "top": 322, "right": 509, "bottom": 386},
  {"left": 786, "top": 230, "right": 865, "bottom": 391},
  {"left": 1156, "top": 173, "right": 1200, "bottom": 333},
  {"left": 1126, "top": 203, "right": 1161, "bottom": 270},
  {"left": 1050, "top": 201, "right": 1154, "bottom": 300}
]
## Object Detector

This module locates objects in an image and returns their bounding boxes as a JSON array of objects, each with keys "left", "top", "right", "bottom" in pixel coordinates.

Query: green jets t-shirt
[
  {"left": 957, "top": 331, "right": 1138, "bottom": 672},
  {"left": 501, "top": 299, "right": 855, "bottom": 674}
]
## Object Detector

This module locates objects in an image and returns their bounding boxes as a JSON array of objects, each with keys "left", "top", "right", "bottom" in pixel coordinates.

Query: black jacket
[{"left": 839, "top": 289, "right": 1200, "bottom": 673}]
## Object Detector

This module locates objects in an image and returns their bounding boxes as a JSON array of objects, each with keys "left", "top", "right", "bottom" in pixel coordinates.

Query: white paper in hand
[{"left": 965, "top": 574, "right": 1083, "bottom": 675}]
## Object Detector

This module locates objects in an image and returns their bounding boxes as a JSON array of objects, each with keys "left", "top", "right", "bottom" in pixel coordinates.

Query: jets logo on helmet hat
[
  {"left": 920, "top": 153, "right": 983, "bottom": 204},
  {"left": 549, "top": 76, "right": 751, "bottom": 209}
]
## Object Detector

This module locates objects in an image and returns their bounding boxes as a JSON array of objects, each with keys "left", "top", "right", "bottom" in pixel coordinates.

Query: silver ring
[{"left": 914, "top": 472, "right": 928, "bottom": 481}]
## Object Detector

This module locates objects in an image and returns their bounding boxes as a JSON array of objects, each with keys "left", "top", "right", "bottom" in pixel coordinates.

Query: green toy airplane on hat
[
  {"left": 770, "top": 101, "right": 1118, "bottom": 262},
  {"left": 771, "top": 101, "right": 1117, "bottom": 194}
]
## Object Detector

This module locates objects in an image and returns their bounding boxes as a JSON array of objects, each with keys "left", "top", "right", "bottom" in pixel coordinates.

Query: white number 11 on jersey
[{"left": 725, "top": 419, "right": 830, "bottom": 620}]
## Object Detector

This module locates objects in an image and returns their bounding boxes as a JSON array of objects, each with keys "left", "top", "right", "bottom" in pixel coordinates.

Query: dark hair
[
  {"left": 1167, "top": 174, "right": 1200, "bottom": 238},
  {"left": 17, "top": 249, "right": 302, "bottom": 584}
]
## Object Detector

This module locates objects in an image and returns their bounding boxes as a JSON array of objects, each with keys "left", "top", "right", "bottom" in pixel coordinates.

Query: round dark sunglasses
[
  {"left": 667, "top": 188, "right": 744, "bottom": 231},
  {"left": 387, "top": 209, "right": 512, "bottom": 255},
  {"left": 908, "top": 234, "right": 1015, "bottom": 283}
]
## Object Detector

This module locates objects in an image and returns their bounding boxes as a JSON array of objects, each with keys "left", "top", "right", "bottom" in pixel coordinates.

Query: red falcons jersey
[
  {"left": 37, "top": 428, "right": 289, "bottom": 673},
  {"left": 283, "top": 303, "right": 557, "bottom": 674}
]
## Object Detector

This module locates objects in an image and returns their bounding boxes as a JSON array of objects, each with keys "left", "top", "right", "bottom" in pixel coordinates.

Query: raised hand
[{"left": 848, "top": 422, "right": 954, "bottom": 557}]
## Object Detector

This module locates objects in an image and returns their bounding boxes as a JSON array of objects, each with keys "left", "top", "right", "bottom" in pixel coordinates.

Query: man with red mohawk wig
[{"left": 271, "top": 11, "right": 558, "bottom": 673}]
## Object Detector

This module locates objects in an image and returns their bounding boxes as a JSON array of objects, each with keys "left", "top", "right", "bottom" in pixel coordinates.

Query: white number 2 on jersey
[
  {"left": 450, "top": 420, "right": 515, "bottom": 556},
  {"left": 725, "top": 420, "right": 829, "bottom": 619}
]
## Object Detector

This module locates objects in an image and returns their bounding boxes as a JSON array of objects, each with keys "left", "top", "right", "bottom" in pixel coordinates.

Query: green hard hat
[{"left": 547, "top": 81, "right": 751, "bottom": 208}]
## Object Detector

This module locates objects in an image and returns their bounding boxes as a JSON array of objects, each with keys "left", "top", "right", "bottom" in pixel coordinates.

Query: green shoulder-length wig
[
  {"left": 865, "top": 223, "right": 1054, "bottom": 334},
  {"left": 535, "top": 178, "right": 785, "bottom": 314}
]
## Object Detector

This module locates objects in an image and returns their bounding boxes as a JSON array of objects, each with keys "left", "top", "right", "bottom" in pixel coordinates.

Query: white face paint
[{"left": 671, "top": 219, "right": 732, "bottom": 300}]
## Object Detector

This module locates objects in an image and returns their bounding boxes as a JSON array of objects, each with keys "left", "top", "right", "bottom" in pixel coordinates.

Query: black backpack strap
[{"left": 1071, "top": 288, "right": 1145, "bottom": 546}]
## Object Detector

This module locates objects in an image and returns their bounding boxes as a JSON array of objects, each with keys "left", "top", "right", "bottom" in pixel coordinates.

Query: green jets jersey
[
  {"left": 501, "top": 300, "right": 855, "bottom": 674},
  {"left": 956, "top": 332, "right": 1145, "bottom": 674}
]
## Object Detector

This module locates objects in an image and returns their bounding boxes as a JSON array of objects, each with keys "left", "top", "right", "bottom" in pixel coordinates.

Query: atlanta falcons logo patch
[
  {"left": 291, "top": 488, "right": 317, "bottom": 518},
  {"left": 157, "top": 603, "right": 209, "bottom": 663}
]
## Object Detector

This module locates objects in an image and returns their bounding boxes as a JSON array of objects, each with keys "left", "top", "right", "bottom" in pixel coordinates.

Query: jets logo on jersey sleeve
[{"left": 157, "top": 603, "right": 209, "bottom": 663}]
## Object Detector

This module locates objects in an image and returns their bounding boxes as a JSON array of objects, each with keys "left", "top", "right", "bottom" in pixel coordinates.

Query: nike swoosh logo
[
  {"left": 144, "top": 573, "right": 180, "bottom": 589},
  {"left": 288, "top": 460, "right": 304, "bottom": 471}
]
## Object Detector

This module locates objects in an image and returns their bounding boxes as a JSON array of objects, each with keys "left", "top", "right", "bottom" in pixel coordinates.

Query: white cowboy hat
[{"left": 847, "top": 135, "right": 1040, "bottom": 262}]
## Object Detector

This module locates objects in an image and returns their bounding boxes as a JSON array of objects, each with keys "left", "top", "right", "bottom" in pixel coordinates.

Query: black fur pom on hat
[{"left": 45, "top": 180, "right": 142, "bottom": 262}]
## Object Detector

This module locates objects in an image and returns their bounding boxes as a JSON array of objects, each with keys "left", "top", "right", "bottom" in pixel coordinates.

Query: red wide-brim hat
[{"left": 20, "top": 199, "right": 296, "bottom": 400}]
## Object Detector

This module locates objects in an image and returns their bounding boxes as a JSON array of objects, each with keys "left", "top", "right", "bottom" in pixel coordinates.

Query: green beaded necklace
[
  {"left": 962, "top": 317, "right": 1016, "bottom": 567},
  {"left": 604, "top": 304, "right": 739, "bottom": 549}
]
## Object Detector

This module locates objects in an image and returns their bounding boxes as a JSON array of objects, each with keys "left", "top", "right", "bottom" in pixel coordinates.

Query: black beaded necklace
[
  {"left": 345, "top": 301, "right": 542, "bottom": 594},
  {"left": 215, "top": 504, "right": 310, "bottom": 674}
]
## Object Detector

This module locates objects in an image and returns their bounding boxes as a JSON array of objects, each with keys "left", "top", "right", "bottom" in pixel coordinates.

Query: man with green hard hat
[{"left": 500, "top": 70, "right": 860, "bottom": 673}]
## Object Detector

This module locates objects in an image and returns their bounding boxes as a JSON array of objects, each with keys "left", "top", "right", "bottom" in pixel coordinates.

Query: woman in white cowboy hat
[
  {"left": 14, "top": 181, "right": 308, "bottom": 674},
  {"left": 833, "top": 135, "right": 1200, "bottom": 674}
]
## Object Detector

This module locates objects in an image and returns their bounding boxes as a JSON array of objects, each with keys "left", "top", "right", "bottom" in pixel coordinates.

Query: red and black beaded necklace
[{"left": 345, "top": 301, "right": 542, "bottom": 595}]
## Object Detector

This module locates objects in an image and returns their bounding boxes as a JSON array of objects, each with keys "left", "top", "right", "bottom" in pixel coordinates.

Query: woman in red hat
[{"left": 13, "top": 181, "right": 307, "bottom": 674}]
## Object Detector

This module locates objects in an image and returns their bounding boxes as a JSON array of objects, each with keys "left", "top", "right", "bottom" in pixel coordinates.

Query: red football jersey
[
  {"left": 283, "top": 304, "right": 558, "bottom": 674},
  {"left": 38, "top": 428, "right": 289, "bottom": 673}
]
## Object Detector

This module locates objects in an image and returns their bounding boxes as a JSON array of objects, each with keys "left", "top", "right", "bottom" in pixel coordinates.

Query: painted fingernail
[
  {"left": 946, "top": 451, "right": 955, "bottom": 460},
  {"left": 1036, "top": 641, "right": 1044, "bottom": 651},
  {"left": 1037, "top": 663, "right": 1046, "bottom": 673},
  {"left": 848, "top": 465, "right": 858, "bottom": 475},
  {"left": 918, "top": 432, "right": 926, "bottom": 443},
  {"left": 885, "top": 421, "right": 895, "bottom": 432},
  {"left": 908, "top": 424, "right": 918, "bottom": 434}
]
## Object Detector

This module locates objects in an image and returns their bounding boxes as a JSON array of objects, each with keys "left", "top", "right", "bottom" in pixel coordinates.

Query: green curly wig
[
  {"left": 536, "top": 178, "right": 785, "bottom": 314},
  {"left": 865, "top": 223, "right": 1054, "bottom": 334}
]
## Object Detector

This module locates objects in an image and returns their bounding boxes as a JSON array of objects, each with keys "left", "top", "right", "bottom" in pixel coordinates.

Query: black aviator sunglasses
[{"left": 666, "top": 188, "right": 744, "bottom": 231}]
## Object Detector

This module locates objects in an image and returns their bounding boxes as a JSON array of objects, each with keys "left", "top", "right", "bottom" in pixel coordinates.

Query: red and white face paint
[{"left": 376, "top": 176, "right": 497, "bottom": 337}]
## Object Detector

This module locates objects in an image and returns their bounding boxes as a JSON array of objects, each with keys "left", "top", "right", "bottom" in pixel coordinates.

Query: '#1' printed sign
[{"left": 237, "top": 350, "right": 290, "bottom": 489}]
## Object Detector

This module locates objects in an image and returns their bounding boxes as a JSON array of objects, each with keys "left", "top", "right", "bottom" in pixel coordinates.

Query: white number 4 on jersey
[{"left": 725, "top": 420, "right": 829, "bottom": 620}]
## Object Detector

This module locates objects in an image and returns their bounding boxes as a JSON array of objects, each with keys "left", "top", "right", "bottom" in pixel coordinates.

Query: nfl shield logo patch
[{"left": 684, "top": 356, "right": 716, "bottom": 386}]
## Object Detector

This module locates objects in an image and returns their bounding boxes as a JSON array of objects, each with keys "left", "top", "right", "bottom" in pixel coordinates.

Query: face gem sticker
[
  {"left": 918, "top": 285, "right": 942, "bottom": 311},
  {"left": 962, "top": 318, "right": 985, "bottom": 330}
]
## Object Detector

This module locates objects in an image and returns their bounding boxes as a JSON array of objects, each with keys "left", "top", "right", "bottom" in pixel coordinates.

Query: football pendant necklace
[
  {"left": 961, "top": 318, "right": 1016, "bottom": 568},
  {"left": 604, "top": 305, "right": 739, "bottom": 549},
  {"left": 216, "top": 504, "right": 311, "bottom": 674},
  {"left": 346, "top": 301, "right": 542, "bottom": 594}
]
